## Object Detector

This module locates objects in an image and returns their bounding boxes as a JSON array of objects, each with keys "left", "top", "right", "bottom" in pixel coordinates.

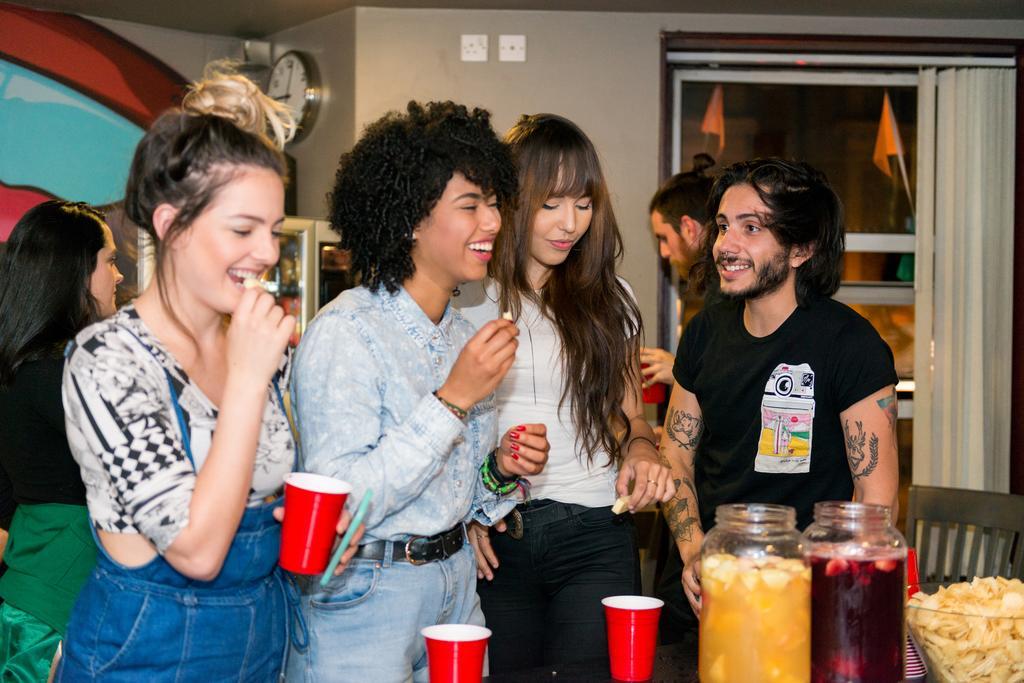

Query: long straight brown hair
[{"left": 493, "top": 114, "right": 641, "bottom": 468}]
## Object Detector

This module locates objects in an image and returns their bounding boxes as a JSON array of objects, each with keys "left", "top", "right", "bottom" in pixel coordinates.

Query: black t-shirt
[
  {"left": 0, "top": 357, "right": 87, "bottom": 520},
  {"left": 673, "top": 296, "right": 897, "bottom": 531}
]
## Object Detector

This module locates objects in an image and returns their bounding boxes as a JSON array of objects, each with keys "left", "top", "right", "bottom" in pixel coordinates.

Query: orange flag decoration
[
  {"left": 701, "top": 84, "right": 725, "bottom": 154},
  {"left": 873, "top": 91, "right": 904, "bottom": 176},
  {"left": 873, "top": 90, "right": 914, "bottom": 212}
]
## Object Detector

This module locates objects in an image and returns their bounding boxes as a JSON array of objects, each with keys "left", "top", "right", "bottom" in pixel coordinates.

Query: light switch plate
[
  {"left": 460, "top": 34, "right": 488, "bottom": 62},
  {"left": 499, "top": 34, "right": 526, "bottom": 62}
]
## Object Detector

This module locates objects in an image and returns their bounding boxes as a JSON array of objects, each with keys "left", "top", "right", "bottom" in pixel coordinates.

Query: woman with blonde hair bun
[{"left": 56, "top": 71, "right": 361, "bottom": 681}]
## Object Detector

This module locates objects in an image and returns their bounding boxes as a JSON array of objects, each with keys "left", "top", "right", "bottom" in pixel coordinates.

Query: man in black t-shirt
[
  {"left": 657, "top": 159, "right": 899, "bottom": 626},
  {"left": 640, "top": 156, "right": 719, "bottom": 390}
]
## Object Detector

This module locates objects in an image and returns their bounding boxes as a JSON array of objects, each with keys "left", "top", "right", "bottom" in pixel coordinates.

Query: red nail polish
[
  {"left": 510, "top": 443, "right": 520, "bottom": 452},
  {"left": 511, "top": 453, "right": 520, "bottom": 460},
  {"left": 516, "top": 425, "right": 526, "bottom": 431},
  {"left": 509, "top": 431, "right": 520, "bottom": 440}
]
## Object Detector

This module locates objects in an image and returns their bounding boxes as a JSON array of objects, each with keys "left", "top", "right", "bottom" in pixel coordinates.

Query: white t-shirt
[{"left": 456, "top": 279, "right": 621, "bottom": 507}]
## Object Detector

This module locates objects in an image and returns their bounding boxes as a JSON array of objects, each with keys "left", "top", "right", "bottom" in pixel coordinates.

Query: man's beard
[
  {"left": 671, "top": 257, "right": 690, "bottom": 280},
  {"left": 718, "top": 249, "right": 791, "bottom": 301}
]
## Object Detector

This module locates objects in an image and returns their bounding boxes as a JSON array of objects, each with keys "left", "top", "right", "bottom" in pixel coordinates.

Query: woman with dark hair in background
[
  {"left": 457, "top": 114, "right": 676, "bottom": 673},
  {"left": 0, "top": 200, "right": 122, "bottom": 681},
  {"left": 287, "top": 101, "right": 548, "bottom": 682},
  {"left": 57, "top": 71, "right": 359, "bottom": 681}
]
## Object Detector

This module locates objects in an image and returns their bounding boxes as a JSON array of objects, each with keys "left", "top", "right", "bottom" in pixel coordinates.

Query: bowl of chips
[{"left": 906, "top": 577, "right": 1024, "bottom": 683}]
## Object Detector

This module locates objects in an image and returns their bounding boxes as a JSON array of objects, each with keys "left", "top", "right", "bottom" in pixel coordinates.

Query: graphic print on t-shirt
[{"left": 755, "top": 363, "right": 815, "bottom": 474}]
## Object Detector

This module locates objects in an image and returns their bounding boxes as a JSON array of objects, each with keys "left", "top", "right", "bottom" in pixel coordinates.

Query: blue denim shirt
[{"left": 290, "top": 285, "right": 515, "bottom": 543}]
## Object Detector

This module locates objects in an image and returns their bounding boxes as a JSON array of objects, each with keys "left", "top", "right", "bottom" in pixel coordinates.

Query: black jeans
[{"left": 477, "top": 499, "right": 640, "bottom": 673}]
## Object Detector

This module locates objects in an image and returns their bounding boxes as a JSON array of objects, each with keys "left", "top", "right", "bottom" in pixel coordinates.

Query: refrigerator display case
[{"left": 264, "top": 217, "right": 343, "bottom": 347}]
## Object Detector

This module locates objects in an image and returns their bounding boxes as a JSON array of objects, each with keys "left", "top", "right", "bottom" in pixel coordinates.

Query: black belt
[{"left": 354, "top": 524, "right": 465, "bottom": 565}]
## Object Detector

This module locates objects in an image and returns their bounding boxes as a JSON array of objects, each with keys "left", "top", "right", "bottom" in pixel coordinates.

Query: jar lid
[
  {"left": 813, "top": 501, "right": 892, "bottom": 529},
  {"left": 715, "top": 503, "right": 796, "bottom": 530}
]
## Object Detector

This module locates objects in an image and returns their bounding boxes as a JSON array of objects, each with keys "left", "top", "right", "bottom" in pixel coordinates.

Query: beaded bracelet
[
  {"left": 433, "top": 391, "right": 468, "bottom": 421},
  {"left": 480, "top": 450, "right": 520, "bottom": 495}
]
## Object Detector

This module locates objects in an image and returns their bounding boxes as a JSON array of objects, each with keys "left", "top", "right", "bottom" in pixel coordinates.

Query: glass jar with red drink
[{"left": 802, "top": 501, "right": 906, "bottom": 683}]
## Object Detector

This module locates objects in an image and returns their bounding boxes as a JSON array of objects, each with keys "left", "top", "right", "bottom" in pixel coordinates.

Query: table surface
[
  {"left": 481, "top": 637, "right": 936, "bottom": 682},
  {"left": 483, "top": 641, "right": 699, "bottom": 683}
]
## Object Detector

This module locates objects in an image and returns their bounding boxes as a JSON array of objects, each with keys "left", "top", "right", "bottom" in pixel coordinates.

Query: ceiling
[{"left": 13, "top": 0, "right": 1024, "bottom": 37}]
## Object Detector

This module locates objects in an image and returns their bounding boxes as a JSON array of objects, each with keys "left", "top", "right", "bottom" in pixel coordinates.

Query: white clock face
[{"left": 268, "top": 53, "right": 310, "bottom": 117}]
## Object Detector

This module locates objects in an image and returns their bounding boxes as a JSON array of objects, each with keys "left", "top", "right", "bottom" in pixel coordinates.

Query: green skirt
[{"left": 0, "top": 602, "right": 60, "bottom": 682}]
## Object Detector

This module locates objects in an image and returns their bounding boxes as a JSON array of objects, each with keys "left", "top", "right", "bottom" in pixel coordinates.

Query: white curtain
[{"left": 914, "top": 67, "right": 1016, "bottom": 491}]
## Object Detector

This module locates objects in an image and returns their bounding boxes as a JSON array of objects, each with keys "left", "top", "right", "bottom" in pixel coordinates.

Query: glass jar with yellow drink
[{"left": 699, "top": 503, "right": 810, "bottom": 683}]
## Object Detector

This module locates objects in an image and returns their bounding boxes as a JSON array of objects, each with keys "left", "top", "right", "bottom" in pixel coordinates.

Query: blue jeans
[
  {"left": 57, "top": 502, "right": 289, "bottom": 682},
  {"left": 476, "top": 500, "right": 639, "bottom": 673},
  {"left": 286, "top": 541, "right": 482, "bottom": 683}
]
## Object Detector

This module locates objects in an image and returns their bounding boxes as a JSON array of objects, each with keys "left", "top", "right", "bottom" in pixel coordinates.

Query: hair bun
[
  {"left": 691, "top": 153, "right": 715, "bottom": 175},
  {"left": 182, "top": 65, "right": 297, "bottom": 150}
]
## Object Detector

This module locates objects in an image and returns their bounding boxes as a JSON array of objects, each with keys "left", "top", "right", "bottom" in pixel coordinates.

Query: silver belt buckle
[{"left": 404, "top": 536, "right": 427, "bottom": 565}]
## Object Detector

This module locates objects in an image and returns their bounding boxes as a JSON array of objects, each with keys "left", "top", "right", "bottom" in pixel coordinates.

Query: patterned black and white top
[{"left": 62, "top": 305, "right": 295, "bottom": 553}]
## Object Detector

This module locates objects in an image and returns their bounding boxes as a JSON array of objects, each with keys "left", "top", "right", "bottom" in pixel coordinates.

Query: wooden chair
[{"left": 904, "top": 485, "right": 1024, "bottom": 583}]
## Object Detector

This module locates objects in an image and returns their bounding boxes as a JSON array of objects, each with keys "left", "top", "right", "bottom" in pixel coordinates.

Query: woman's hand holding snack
[
  {"left": 227, "top": 287, "right": 295, "bottom": 387},
  {"left": 437, "top": 318, "right": 518, "bottom": 411}
]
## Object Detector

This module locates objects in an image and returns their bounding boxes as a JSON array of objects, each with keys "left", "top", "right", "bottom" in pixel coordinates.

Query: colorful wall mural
[{"left": 0, "top": 2, "right": 187, "bottom": 239}]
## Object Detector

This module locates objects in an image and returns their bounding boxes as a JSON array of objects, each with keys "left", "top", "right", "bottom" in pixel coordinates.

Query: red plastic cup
[
  {"left": 421, "top": 624, "right": 491, "bottom": 683},
  {"left": 279, "top": 472, "right": 351, "bottom": 574},
  {"left": 603, "top": 595, "right": 663, "bottom": 682},
  {"left": 906, "top": 547, "right": 920, "bottom": 599},
  {"left": 640, "top": 364, "right": 666, "bottom": 404}
]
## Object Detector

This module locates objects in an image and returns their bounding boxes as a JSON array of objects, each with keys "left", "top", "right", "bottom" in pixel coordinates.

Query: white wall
[
  {"left": 89, "top": 16, "right": 241, "bottom": 81},
  {"left": 99, "top": 7, "right": 1023, "bottom": 340},
  {"left": 270, "top": 9, "right": 356, "bottom": 218},
  {"left": 348, "top": 8, "right": 1023, "bottom": 343}
]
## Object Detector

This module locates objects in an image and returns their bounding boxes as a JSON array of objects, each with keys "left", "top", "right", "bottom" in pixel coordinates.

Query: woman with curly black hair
[
  {"left": 457, "top": 114, "right": 676, "bottom": 673},
  {"left": 287, "top": 101, "right": 549, "bottom": 682}
]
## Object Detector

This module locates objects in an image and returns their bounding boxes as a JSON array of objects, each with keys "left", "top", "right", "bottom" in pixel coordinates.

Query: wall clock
[{"left": 267, "top": 50, "right": 321, "bottom": 143}]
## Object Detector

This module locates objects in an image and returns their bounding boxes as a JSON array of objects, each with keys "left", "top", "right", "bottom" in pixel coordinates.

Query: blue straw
[{"left": 320, "top": 488, "right": 372, "bottom": 587}]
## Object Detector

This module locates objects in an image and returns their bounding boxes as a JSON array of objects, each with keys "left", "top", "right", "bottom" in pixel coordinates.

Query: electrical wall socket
[
  {"left": 498, "top": 35, "right": 526, "bottom": 62},
  {"left": 460, "top": 34, "right": 488, "bottom": 62}
]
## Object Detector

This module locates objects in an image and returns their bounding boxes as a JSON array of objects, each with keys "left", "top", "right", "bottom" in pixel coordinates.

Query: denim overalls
[{"left": 58, "top": 335, "right": 299, "bottom": 682}]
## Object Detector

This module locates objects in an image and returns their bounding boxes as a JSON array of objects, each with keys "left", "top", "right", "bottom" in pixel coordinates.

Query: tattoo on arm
[
  {"left": 666, "top": 407, "right": 703, "bottom": 451},
  {"left": 663, "top": 476, "right": 701, "bottom": 543},
  {"left": 663, "top": 497, "right": 700, "bottom": 544},
  {"left": 844, "top": 419, "right": 879, "bottom": 480},
  {"left": 876, "top": 389, "right": 897, "bottom": 433},
  {"left": 658, "top": 450, "right": 671, "bottom": 468}
]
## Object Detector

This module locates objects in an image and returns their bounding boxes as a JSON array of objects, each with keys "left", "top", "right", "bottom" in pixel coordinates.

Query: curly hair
[
  {"left": 329, "top": 101, "right": 517, "bottom": 293},
  {"left": 691, "top": 158, "right": 844, "bottom": 306}
]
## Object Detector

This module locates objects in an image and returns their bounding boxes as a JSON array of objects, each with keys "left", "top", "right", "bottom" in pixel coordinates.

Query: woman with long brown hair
[{"left": 457, "top": 113, "right": 676, "bottom": 673}]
